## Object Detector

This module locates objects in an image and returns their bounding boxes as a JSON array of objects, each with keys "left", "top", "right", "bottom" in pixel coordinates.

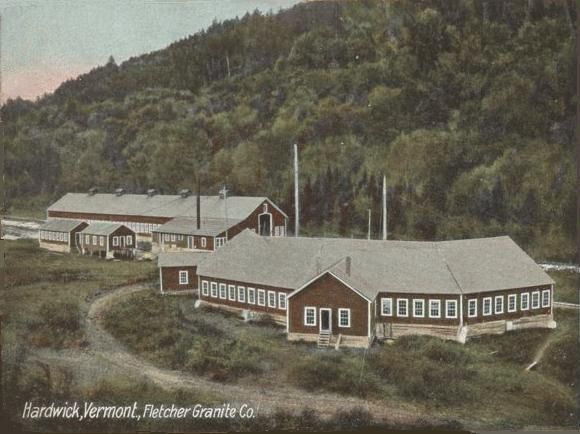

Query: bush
[{"left": 287, "top": 352, "right": 379, "bottom": 398}]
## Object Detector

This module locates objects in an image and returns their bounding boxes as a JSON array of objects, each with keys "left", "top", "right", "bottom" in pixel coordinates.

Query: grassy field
[
  {"left": 104, "top": 285, "right": 578, "bottom": 430},
  {"left": 551, "top": 270, "right": 579, "bottom": 304},
  {"left": 2, "top": 239, "right": 578, "bottom": 431}
]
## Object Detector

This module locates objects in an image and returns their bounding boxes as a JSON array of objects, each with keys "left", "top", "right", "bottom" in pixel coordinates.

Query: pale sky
[{"left": 1, "top": 0, "right": 302, "bottom": 101}]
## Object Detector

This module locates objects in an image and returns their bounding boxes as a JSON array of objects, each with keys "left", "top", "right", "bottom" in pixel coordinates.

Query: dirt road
[{"left": 33, "top": 283, "right": 431, "bottom": 425}]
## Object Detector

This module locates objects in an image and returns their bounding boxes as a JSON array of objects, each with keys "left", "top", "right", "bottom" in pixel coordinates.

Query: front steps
[{"left": 317, "top": 331, "right": 331, "bottom": 348}]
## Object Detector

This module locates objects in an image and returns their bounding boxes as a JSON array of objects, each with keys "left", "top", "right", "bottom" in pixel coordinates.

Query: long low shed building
[
  {"left": 47, "top": 192, "right": 288, "bottom": 244},
  {"left": 192, "top": 230, "right": 555, "bottom": 348}
]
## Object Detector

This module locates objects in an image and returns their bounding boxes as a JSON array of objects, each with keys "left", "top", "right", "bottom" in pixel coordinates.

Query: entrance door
[
  {"left": 259, "top": 213, "right": 271, "bottom": 236},
  {"left": 187, "top": 236, "right": 194, "bottom": 249},
  {"left": 319, "top": 308, "right": 332, "bottom": 333}
]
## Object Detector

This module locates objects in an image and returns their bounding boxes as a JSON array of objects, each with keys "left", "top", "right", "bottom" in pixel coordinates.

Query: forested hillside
[{"left": 3, "top": 0, "right": 576, "bottom": 259}]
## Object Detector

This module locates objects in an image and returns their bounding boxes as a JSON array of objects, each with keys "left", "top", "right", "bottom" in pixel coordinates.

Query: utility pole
[
  {"left": 382, "top": 175, "right": 387, "bottom": 240},
  {"left": 576, "top": 7, "right": 580, "bottom": 267},
  {"left": 294, "top": 143, "right": 299, "bottom": 237},
  {"left": 220, "top": 185, "right": 229, "bottom": 240}
]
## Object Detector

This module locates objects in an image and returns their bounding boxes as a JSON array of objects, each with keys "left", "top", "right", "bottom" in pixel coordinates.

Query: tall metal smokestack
[
  {"left": 196, "top": 176, "right": 201, "bottom": 230},
  {"left": 382, "top": 175, "right": 387, "bottom": 240},
  {"left": 294, "top": 143, "right": 299, "bottom": 237}
]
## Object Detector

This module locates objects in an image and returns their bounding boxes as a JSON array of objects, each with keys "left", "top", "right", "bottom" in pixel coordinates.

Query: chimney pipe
[{"left": 196, "top": 177, "right": 201, "bottom": 230}]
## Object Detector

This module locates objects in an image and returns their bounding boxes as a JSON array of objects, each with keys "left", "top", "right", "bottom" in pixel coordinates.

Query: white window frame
[
  {"left": 521, "top": 292, "right": 530, "bottom": 310},
  {"left": 64, "top": 233, "right": 69, "bottom": 242},
  {"left": 112, "top": 236, "right": 118, "bottom": 247},
  {"left": 164, "top": 233, "right": 170, "bottom": 242},
  {"left": 494, "top": 296, "right": 504, "bottom": 314},
  {"left": 397, "top": 299, "right": 408, "bottom": 317},
  {"left": 267, "top": 290, "right": 276, "bottom": 308},
  {"left": 467, "top": 299, "right": 477, "bottom": 318},
  {"left": 99, "top": 236, "right": 104, "bottom": 247},
  {"left": 228, "top": 285, "right": 236, "bottom": 301},
  {"left": 126, "top": 235, "right": 132, "bottom": 246},
  {"left": 446, "top": 300, "right": 458, "bottom": 319},
  {"left": 531, "top": 291, "right": 540, "bottom": 309},
  {"left": 304, "top": 307, "right": 316, "bottom": 326},
  {"left": 257, "top": 289, "right": 266, "bottom": 306},
  {"left": 170, "top": 234, "right": 176, "bottom": 242},
  {"left": 247, "top": 287, "right": 256, "bottom": 305},
  {"left": 412, "top": 299, "right": 425, "bottom": 318},
  {"left": 429, "top": 300, "right": 441, "bottom": 318},
  {"left": 216, "top": 237, "right": 226, "bottom": 248},
  {"left": 210, "top": 282, "right": 218, "bottom": 298},
  {"left": 238, "top": 286, "right": 246, "bottom": 303},
  {"left": 201, "top": 237, "right": 207, "bottom": 248},
  {"left": 338, "top": 308, "right": 351, "bottom": 328},
  {"left": 178, "top": 270, "right": 188, "bottom": 285},
  {"left": 201, "top": 280, "right": 209, "bottom": 296},
  {"left": 508, "top": 294, "right": 517, "bottom": 312},
  {"left": 482, "top": 297, "right": 492, "bottom": 316},
  {"left": 92, "top": 235, "right": 97, "bottom": 245},
  {"left": 381, "top": 297, "right": 393, "bottom": 316},
  {"left": 541, "top": 289, "right": 550, "bottom": 308},
  {"left": 278, "top": 293, "right": 287, "bottom": 310},
  {"left": 219, "top": 283, "right": 227, "bottom": 299}
]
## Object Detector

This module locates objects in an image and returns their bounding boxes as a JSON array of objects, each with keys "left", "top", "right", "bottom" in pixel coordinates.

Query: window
[
  {"left": 468, "top": 299, "right": 477, "bottom": 318},
  {"left": 164, "top": 233, "right": 170, "bottom": 242},
  {"left": 413, "top": 299, "right": 425, "bottom": 318},
  {"left": 304, "top": 307, "right": 316, "bottom": 326},
  {"left": 542, "top": 289, "right": 550, "bottom": 308},
  {"left": 531, "top": 291, "right": 540, "bottom": 309},
  {"left": 216, "top": 237, "right": 226, "bottom": 248},
  {"left": 521, "top": 293, "right": 529, "bottom": 310},
  {"left": 257, "top": 289, "right": 266, "bottom": 306},
  {"left": 278, "top": 293, "right": 287, "bottom": 310},
  {"left": 219, "top": 283, "right": 227, "bottom": 299},
  {"left": 483, "top": 297, "right": 492, "bottom": 316},
  {"left": 201, "top": 237, "right": 207, "bottom": 248},
  {"left": 64, "top": 233, "right": 68, "bottom": 242},
  {"left": 247, "top": 288, "right": 256, "bottom": 305},
  {"left": 178, "top": 235, "right": 183, "bottom": 241},
  {"left": 85, "top": 234, "right": 90, "bottom": 244},
  {"left": 126, "top": 235, "right": 132, "bottom": 246},
  {"left": 338, "top": 308, "right": 351, "bottom": 327},
  {"left": 494, "top": 296, "right": 504, "bottom": 314},
  {"left": 112, "top": 236, "right": 119, "bottom": 247},
  {"left": 201, "top": 280, "right": 209, "bottom": 296},
  {"left": 178, "top": 271, "right": 188, "bottom": 285},
  {"left": 381, "top": 298, "right": 393, "bottom": 316},
  {"left": 397, "top": 299, "right": 408, "bottom": 317},
  {"left": 238, "top": 286, "right": 246, "bottom": 303},
  {"left": 429, "top": 300, "right": 441, "bottom": 318},
  {"left": 267, "top": 290, "right": 276, "bottom": 308},
  {"left": 99, "top": 236, "right": 105, "bottom": 247},
  {"left": 446, "top": 300, "right": 458, "bottom": 318},
  {"left": 210, "top": 282, "right": 218, "bottom": 298},
  {"left": 170, "top": 234, "right": 176, "bottom": 242},
  {"left": 228, "top": 285, "right": 236, "bottom": 301},
  {"left": 92, "top": 235, "right": 97, "bottom": 245},
  {"left": 508, "top": 294, "right": 517, "bottom": 312}
]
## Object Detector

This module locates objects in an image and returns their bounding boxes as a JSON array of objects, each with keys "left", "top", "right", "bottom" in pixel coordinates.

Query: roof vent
[
  {"left": 115, "top": 188, "right": 125, "bottom": 197},
  {"left": 88, "top": 187, "right": 98, "bottom": 196},
  {"left": 147, "top": 188, "right": 157, "bottom": 197},
  {"left": 179, "top": 189, "right": 191, "bottom": 198}
]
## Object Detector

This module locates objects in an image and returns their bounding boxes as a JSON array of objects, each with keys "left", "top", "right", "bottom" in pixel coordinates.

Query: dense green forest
[{"left": 2, "top": 0, "right": 576, "bottom": 259}]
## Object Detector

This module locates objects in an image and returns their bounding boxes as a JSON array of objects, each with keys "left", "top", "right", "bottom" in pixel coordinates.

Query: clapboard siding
[{"left": 161, "top": 266, "right": 198, "bottom": 291}]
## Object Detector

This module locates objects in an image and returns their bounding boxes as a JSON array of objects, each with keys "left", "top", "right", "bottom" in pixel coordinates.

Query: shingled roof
[
  {"left": 48, "top": 193, "right": 286, "bottom": 220},
  {"left": 40, "top": 219, "right": 86, "bottom": 232},
  {"left": 153, "top": 217, "right": 242, "bottom": 237},
  {"left": 80, "top": 223, "right": 129, "bottom": 236},
  {"left": 196, "top": 230, "right": 554, "bottom": 298}
]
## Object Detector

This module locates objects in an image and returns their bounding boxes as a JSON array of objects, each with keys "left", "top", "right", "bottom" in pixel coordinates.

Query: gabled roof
[
  {"left": 196, "top": 230, "right": 554, "bottom": 297},
  {"left": 48, "top": 193, "right": 287, "bottom": 220},
  {"left": 158, "top": 251, "right": 210, "bottom": 267},
  {"left": 153, "top": 217, "right": 242, "bottom": 237},
  {"left": 80, "top": 223, "right": 129, "bottom": 236},
  {"left": 40, "top": 219, "right": 86, "bottom": 232}
]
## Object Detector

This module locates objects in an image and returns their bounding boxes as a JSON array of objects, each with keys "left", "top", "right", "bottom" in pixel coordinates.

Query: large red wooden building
[
  {"left": 45, "top": 190, "right": 288, "bottom": 254},
  {"left": 179, "top": 230, "right": 555, "bottom": 348}
]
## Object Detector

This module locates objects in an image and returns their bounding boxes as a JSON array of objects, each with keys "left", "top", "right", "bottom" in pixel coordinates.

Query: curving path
[{"left": 70, "top": 283, "right": 430, "bottom": 424}]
